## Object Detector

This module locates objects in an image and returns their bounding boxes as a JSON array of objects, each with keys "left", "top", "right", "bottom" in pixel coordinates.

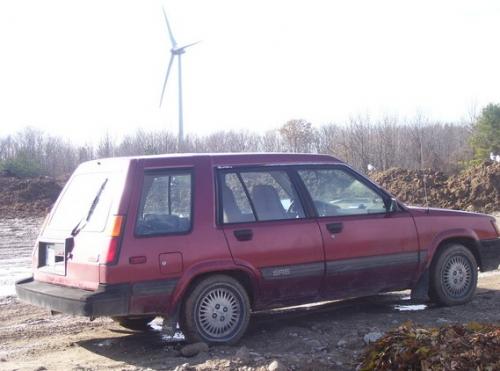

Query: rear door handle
[
  {"left": 326, "top": 222, "right": 343, "bottom": 234},
  {"left": 234, "top": 229, "right": 253, "bottom": 241}
]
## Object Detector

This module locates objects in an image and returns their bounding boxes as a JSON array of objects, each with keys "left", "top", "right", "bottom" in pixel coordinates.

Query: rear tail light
[
  {"left": 106, "top": 215, "right": 124, "bottom": 237},
  {"left": 101, "top": 215, "right": 125, "bottom": 264},
  {"left": 104, "top": 237, "right": 120, "bottom": 264}
]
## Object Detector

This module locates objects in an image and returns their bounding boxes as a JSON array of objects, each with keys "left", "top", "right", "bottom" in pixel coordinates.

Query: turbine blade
[
  {"left": 159, "top": 54, "right": 175, "bottom": 107},
  {"left": 178, "top": 40, "right": 201, "bottom": 50},
  {"left": 162, "top": 7, "right": 176, "bottom": 46}
]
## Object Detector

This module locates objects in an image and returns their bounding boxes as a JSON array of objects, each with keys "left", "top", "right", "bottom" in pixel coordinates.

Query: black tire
[
  {"left": 429, "top": 244, "right": 478, "bottom": 306},
  {"left": 180, "top": 275, "right": 251, "bottom": 345},
  {"left": 112, "top": 316, "right": 156, "bottom": 331}
]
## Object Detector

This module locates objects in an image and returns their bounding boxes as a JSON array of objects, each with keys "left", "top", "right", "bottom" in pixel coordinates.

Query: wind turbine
[{"left": 159, "top": 8, "right": 199, "bottom": 148}]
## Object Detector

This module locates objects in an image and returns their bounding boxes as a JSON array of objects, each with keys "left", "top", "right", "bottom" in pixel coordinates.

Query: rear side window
[
  {"left": 136, "top": 170, "right": 192, "bottom": 236},
  {"left": 220, "top": 169, "right": 305, "bottom": 223}
]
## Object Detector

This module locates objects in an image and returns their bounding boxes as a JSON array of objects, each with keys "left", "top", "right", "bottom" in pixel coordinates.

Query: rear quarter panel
[{"left": 102, "top": 156, "right": 243, "bottom": 315}]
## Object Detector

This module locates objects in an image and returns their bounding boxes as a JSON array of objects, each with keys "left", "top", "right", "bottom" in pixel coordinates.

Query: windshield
[{"left": 47, "top": 172, "right": 116, "bottom": 232}]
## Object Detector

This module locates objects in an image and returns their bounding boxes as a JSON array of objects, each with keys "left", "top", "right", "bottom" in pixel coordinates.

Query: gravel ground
[{"left": 0, "top": 215, "right": 499, "bottom": 371}]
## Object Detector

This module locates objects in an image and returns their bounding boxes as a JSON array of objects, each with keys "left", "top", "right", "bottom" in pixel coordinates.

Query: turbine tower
[{"left": 159, "top": 8, "right": 199, "bottom": 148}]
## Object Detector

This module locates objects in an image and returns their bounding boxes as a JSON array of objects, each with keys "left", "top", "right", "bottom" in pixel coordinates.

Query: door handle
[
  {"left": 234, "top": 229, "right": 253, "bottom": 241},
  {"left": 326, "top": 222, "right": 343, "bottom": 234}
]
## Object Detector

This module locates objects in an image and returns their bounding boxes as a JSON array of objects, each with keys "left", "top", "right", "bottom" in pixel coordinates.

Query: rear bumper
[
  {"left": 15, "top": 277, "right": 129, "bottom": 317},
  {"left": 479, "top": 238, "right": 500, "bottom": 271}
]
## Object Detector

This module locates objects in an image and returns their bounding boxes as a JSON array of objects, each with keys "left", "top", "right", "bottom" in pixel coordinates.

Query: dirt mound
[
  {"left": 442, "top": 161, "right": 500, "bottom": 212},
  {"left": 0, "top": 174, "right": 64, "bottom": 218},
  {"left": 370, "top": 161, "right": 500, "bottom": 213},
  {"left": 0, "top": 161, "right": 498, "bottom": 219},
  {"left": 370, "top": 168, "right": 448, "bottom": 208},
  {"left": 359, "top": 321, "right": 500, "bottom": 370}
]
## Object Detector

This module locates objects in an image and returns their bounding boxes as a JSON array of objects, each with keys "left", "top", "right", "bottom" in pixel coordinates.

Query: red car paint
[{"left": 16, "top": 153, "right": 500, "bottom": 323}]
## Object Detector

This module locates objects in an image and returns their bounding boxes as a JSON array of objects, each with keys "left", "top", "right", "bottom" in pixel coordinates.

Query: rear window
[
  {"left": 47, "top": 172, "right": 116, "bottom": 232},
  {"left": 135, "top": 170, "right": 192, "bottom": 236}
]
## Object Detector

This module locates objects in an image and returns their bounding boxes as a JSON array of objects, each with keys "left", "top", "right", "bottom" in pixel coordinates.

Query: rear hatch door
[{"left": 34, "top": 159, "right": 129, "bottom": 290}]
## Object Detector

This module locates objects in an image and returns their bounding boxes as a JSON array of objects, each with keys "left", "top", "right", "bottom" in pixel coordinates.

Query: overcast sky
[{"left": 0, "top": 0, "right": 499, "bottom": 144}]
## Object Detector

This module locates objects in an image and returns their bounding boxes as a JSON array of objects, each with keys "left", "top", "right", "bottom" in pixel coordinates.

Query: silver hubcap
[
  {"left": 442, "top": 255, "right": 472, "bottom": 297},
  {"left": 197, "top": 287, "right": 241, "bottom": 338}
]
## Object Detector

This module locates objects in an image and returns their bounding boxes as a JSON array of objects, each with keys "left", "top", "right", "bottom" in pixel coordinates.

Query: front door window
[{"left": 298, "top": 168, "right": 386, "bottom": 217}]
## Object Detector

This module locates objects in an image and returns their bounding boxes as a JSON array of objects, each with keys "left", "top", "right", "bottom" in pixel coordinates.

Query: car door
[
  {"left": 296, "top": 165, "right": 420, "bottom": 299},
  {"left": 218, "top": 167, "right": 325, "bottom": 307}
]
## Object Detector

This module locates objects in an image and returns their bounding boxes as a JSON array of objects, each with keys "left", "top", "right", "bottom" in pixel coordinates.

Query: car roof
[
  {"left": 79, "top": 153, "right": 343, "bottom": 171},
  {"left": 209, "top": 153, "right": 341, "bottom": 166},
  {"left": 139, "top": 152, "right": 341, "bottom": 166}
]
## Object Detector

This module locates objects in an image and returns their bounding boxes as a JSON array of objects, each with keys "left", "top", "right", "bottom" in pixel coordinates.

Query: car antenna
[{"left": 420, "top": 140, "right": 429, "bottom": 214}]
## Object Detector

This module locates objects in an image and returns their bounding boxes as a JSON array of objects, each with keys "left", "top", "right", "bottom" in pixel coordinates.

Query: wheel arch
[
  {"left": 430, "top": 236, "right": 482, "bottom": 271},
  {"left": 426, "top": 236, "right": 480, "bottom": 306},
  {"left": 183, "top": 269, "right": 256, "bottom": 306},
  {"left": 167, "top": 262, "right": 259, "bottom": 317},
  {"left": 411, "top": 234, "right": 483, "bottom": 301}
]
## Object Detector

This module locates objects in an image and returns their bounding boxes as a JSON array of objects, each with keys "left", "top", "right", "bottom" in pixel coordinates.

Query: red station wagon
[{"left": 16, "top": 153, "right": 500, "bottom": 344}]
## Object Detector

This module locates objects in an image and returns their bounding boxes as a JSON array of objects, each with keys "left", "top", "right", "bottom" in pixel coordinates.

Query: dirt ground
[
  {"left": 0, "top": 162, "right": 498, "bottom": 370},
  {"left": 0, "top": 216, "right": 499, "bottom": 371},
  {"left": 0, "top": 272, "right": 499, "bottom": 371}
]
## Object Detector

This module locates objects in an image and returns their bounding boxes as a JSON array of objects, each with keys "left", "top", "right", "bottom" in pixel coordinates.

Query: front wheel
[
  {"left": 429, "top": 244, "right": 478, "bottom": 306},
  {"left": 180, "top": 275, "right": 251, "bottom": 345}
]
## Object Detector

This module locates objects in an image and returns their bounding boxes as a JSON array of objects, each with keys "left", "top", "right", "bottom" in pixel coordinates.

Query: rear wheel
[
  {"left": 180, "top": 275, "right": 250, "bottom": 345},
  {"left": 429, "top": 244, "right": 478, "bottom": 306},
  {"left": 112, "top": 316, "right": 155, "bottom": 331}
]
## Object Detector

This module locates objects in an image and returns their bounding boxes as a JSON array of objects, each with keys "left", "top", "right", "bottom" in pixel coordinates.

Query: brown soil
[
  {"left": 0, "top": 213, "right": 499, "bottom": 371},
  {"left": 370, "top": 161, "right": 500, "bottom": 213},
  {"left": 1, "top": 273, "right": 499, "bottom": 371},
  {"left": 1, "top": 216, "right": 499, "bottom": 371},
  {"left": 0, "top": 174, "right": 64, "bottom": 218},
  {"left": 0, "top": 161, "right": 499, "bottom": 219}
]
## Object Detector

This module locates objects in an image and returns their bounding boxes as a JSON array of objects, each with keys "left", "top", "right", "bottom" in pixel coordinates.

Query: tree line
[{"left": 1, "top": 104, "right": 499, "bottom": 178}]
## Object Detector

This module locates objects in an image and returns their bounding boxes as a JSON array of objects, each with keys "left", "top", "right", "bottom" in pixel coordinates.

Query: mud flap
[
  {"left": 162, "top": 305, "right": 180, "bottom": 337},
  {"left": 410, "top": 270, "right": 430, "bottom": 302}
]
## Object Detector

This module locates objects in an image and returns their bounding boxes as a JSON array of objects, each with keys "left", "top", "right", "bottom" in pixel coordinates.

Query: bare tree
[
  {"left": 0, "top": 117, "right": 476, "bottom": 178},
  {"left": 96, "top": 132, "right": 115, "bottom": 159},
  {"left": 279, "top": 119, "right": 316, "bottom": 153},
  {"left": 344, "top": 115, "right": 372, "bottom": 172},
  {"left": 260, "top": 130, "right": 283, "bottom": 152}
]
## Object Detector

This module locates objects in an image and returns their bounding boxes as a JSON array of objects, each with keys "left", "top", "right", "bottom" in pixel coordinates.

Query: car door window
[
  {"left": 240, "top": 170, "right": 305, "bottom": 221},
  {"left": 136, "top": 170, "right": 192, "bottom": 235},
  {"left": 298, "top": 168, "right": 386, "bottom": 217},
  {"left": 221, "top": 173, "right": 256, "bottom": 223},
  {"left": 220, "top": 169, "right": 305, "bottom": 223}
]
